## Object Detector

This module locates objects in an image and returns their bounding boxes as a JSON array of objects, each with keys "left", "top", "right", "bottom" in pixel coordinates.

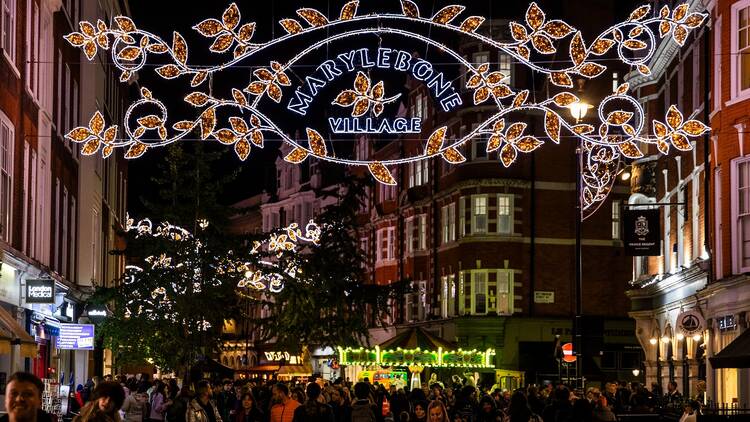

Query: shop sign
[
  {"left": 623, "top": 208, "right": 661, "bottom": 256},
  {"left": 25, "top": 279, "right": 55, "bottom": 304},
  {"left": 264, "top": 351, "right": 302, "bottom": 364},
  {"left": 677, "top": 309, "right": 705, "bottom": 336},
  {"left": 533, "top": 291, "right": 554, "bottom": 304},
  {"left": 56, "top": 324, "right": 95, "bottom": 350},
  {"left": 86, "top": 304, "right": 108, "bottom": 323}
]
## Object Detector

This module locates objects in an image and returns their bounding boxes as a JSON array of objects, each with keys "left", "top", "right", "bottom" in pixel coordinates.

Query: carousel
[{"left": 338, "top": 327, "right": 495, "bottom": 388}]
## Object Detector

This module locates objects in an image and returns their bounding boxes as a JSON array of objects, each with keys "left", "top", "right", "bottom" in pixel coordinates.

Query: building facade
[{"left": 0, "top": 0, "right": 129, "bottom": 397}]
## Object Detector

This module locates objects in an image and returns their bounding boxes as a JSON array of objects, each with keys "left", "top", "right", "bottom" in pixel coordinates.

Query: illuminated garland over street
[
  {"left": 338, "top": 345, "right": 496, "bottom": 368},
  {"left": 65, "top": 1, "right": 709, "bottom": 218}
]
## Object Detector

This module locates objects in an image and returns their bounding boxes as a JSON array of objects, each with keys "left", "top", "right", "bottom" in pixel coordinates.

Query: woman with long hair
[
  {"left": 148, "top": 381, "right": 167, "bottom": 422},
  {"left": 74, "top": 381, "right": 126, "bottom": 422},
  {"left": 235, "top": 392, "right": 264, "bottom": 422},
  {"left": 427, "top": 400, "right": 449, "bottom": 422},
  {"left": 507, "top": 390, "right": 533, "bottom": 422}
]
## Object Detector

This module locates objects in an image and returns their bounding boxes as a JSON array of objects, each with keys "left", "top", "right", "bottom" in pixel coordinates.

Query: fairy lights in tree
[{"left": 65, "top": 1, "right": 709, "bottom": 219}]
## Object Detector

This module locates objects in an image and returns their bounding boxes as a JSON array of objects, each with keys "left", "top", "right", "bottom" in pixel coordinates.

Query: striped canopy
[{"left": 378, "top": 327, "right": 456, "bottom": 351}]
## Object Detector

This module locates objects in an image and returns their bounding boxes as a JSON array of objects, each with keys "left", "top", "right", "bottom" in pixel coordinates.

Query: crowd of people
[{"left": 2, "top": 371, "right": 706, "bottom": 422}]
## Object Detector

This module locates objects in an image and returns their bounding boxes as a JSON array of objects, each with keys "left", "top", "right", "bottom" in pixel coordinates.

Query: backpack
[{"left": 351, "top": 403, "right": 377, "bottom": 422}]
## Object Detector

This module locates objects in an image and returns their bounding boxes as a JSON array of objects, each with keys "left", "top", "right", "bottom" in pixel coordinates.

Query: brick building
[{"left": 0, "top": 0, "right": 129, "bottom": 392}]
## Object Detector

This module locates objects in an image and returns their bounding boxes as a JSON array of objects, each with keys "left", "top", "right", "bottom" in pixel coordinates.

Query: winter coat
[
  {"left": 122, "top": 393, "right": 148, "bottom": 422},
  {"left": 74, "top": 401, "right": 123, "bottom": 422},
  {"left": 291, "top": 401, "right": 334, "bottom": 422},
  {"left": 186, "top": 399, "right": 223, "bottom": 422},
  {"left": 150, "top": 392, "right": 167, "bottom": 421}
]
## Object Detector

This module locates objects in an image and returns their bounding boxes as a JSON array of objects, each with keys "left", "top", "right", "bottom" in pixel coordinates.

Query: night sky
[{"left": 124, "top": 0, "right": 643, "bottom": 212}]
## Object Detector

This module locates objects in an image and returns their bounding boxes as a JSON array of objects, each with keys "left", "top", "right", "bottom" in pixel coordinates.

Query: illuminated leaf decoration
[
  {"left": 89, "top": 111, "right": 105, "bottom": 135},
  {"left": 552, "top": 92, "right": 579, "bottom": 106},
  {"left": 673, "top": 25, "right": 688, "bottom": 46},
  {"left": 400, "top": 0, "right": 420, "bottom": 17},
  {"left": 222, "top": 3, "right": 241, "bottom": 30},
  {"left": 195, "top": 19, "right": 223, "bottom": 37},
  {"left": 210, "top": 34, "right": 234, "bottom": 53},
  {"left": 172, "top": 32, "right": 187, "bottom": 64},
  {"left": 368, "top": 162, "right": 397, "bottom": 185},
  {"left": 545, "top": 111, "right": 560, "bottom": 143},
  {"left": 103, "top": 126, "right": 118, "bottom": 143},
  {"left": 671, "top": 132, "right": 691, "bottom": 151},
  {"left": 474, "top": 87, "right": 490, "bottom": 104},
  {"left": 432, "top": 5, "right": 465, "bottom": 24},
  {"left": 513, "top": 90, "right": 529, "bottom": 107},
  {"left": 509, "top": 22, "right": 528, "bottom": 42},
  {"left": 506, "top": 122, "right": 526, "bottom": 142},
  {"left": 619, "top": 141, "right": 643, "bottom": 159},
  {"left": 284, "top": 147, "right": 309, "bottom": 164},
  {"left": 543, "top": 20, "right": 574, "bottom": 39},
  {"left": 307, "top": 128, "right": 327, "bottom": 157},
  {"left": 82, "top": 139, "right": 100, "bottom": 155},
  {"left": 425, "top": 126, "right": 447, "bottom": 156},
  {"left": 333, "top": 90, "right": 357, "bottom": 106},
  {"left": 354, "top": 71, "right": 370, "bottom": 94},
  {"left": 125, "top": 142, "right": 148, "bottom": 159},
  {"left": 681, "top": 120, "right": 708, "bottom": 136},
  {"left": 200, "top": 108, "right": 216, "bottom": 139},
  {"left": 514, "top": 136, "right": 543, "bottom": 152},
  {"left": 673, "top": 4, "right": 689, "bottom": 21},
  {"left": 102, "top": 146, "right": 114, "bottom": 158},
  {"left": 657, "top": 138, "right": 670, "bottom": 154},
  {"left": 334, "top": 1, "right": 358, "bottom": 20},
  {"left": 352, "top": 98, "right": 370, "bottom": 117},
  {"left": 487, "top": 135, "right": 503, "bottom": 152},
  {"left": 578, "top": 62, "right": 606, "bottom": 78},
  {"left": 526, "top": 2, "right": 545, "bottom": 30},
  {"left": 570, "top": 32, "right": 586, "bottom": 66},
  {"left": 590, "top": 38, "right": 615, "bottom": 55},
  {"left": 531, "top": 34, "right": 555, "bottom": 54},
  {"left": 666, "top": 105, "right": 683, "bottom": 129},
  {"left": 572, "top": 124, "right": 595, "bottom": 135},
  {"left": 115, "top": 16, "right": 136, "bottom": 32},
  {"left": 607, "top": 111, "right": 633, "bottom": 125},
  {"left": 232, "top": 89, "right": 247, "bottom": 107},
  {"left": 637, "top": 65, "right": 651, "bottom": 76},
  {"left": 238, "top": 23, "right": 256, "bottom": 42},
  {"left": 156, "top": 65, "right": 181, "bottom": 79},
  {"left": 550, "top": 72, "right": 573, "bottom": 88},
  {"left": 629, "top": 4, "right": 651, "bottom": 21},
  {"left": 459, "top": 16, "right": 485, "bottom": 33},
  {"left": 64, "top": 33, "right": 85, "bottom": 46},
  {"left": 297, "top": 9, "right": 329, "bottom": 27},
  {"left": 442, "top": 148, "right": 466, "bottom": 163},
  {"left": 214, "top": 129, "right": 237, "bottom": 145},
  {"left": 279, "top": 19, "right": 303, "bottom": 34},
  {"left": 615, "top": 83, "right": 630, "bottom": 95},
  {"left": 659, "top": 21, "right": 672, "bottom": 37},
  {"left": 653, "top": 121, "right": 669, "bottom": 139},
  {"left": 500, "top": 144, "right": 517, "bottom": 168},
  {"left": 235, "top": 138, "right": 251, "bottom": 161},
  {"left": 685, "top": 13, "right": 707, "bottom": 29}
]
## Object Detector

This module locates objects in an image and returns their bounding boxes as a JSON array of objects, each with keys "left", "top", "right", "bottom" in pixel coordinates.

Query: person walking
[
  {"left": 291, "top": 383, "right": 334, "bottom": 422},
  {"left": 270, "top": 384, "right": 299, "bottom": 422},
  {"left": 149, "top": 382, "right": 167, "bottom": 422},
  {"left": 187, "top": 381, "right": 222, "bottom": 422},
  {"left": 74, "top": 381, "right": 127, "bottom": 422},
  {"left": 2, "top": 372, "right": 53, "bottom": 422}
]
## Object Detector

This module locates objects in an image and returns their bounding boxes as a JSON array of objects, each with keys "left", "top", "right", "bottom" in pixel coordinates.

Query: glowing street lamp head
[
  {"left": 568, "top": 102, "right": 593, "bottom": 122},
  {"left": 649, "top": 337, "right": 657, "bottom": 345},
  {"left": 632, "top": 368, "right": 640, "bottom": 377}
]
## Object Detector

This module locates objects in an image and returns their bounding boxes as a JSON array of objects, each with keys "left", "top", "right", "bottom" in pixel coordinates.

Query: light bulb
[
  {"left": 692, "top": 334, "right": 702, "bottom": 342},
  {"left": 632, "top": 369, "right": 640, "bottom": 377},
  {"left": 661, "top": 336, "right": 671, "bottom": 344},
  {"left": 649, "top": 338, "right": 657, "bottom": 345},
  {"left": 621, "top": 171, "right": 631, "bottom": 181},
  {"left": 676, "top": 333, "right": 685, "bottom": 341}
]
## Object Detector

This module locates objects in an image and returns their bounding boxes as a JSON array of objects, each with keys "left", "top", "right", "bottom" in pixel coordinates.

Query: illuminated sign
[
  {"left": 25, "top": 279, "right": 55, "bottom": 304},
  {"left": 264, "top": 351, "right": 302, "bottom": 364},
  {"left": 56, "top": 324, "right": 95, "bottom": 350},
  {"left": 65, "top": 1, "right": 710, "bottom": 219}
]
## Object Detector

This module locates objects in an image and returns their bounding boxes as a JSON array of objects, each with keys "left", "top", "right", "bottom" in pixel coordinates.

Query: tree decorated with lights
[{"left": 243, "top": 177, "right": 410, "bottom": 351}]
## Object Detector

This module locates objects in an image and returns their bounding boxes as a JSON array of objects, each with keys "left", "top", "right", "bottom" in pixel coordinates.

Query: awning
[
  {"left": 277, "top": 363, "right": 312, "bottom": 376},
  {"left": 241, "top": 364, "right": 281, "bottom": 373},
  {"left": 709, "top": 329, "right": 750, "bottom": 368},
  {"left": 0, "top": 305, "right": 35, "bottom": 344}
]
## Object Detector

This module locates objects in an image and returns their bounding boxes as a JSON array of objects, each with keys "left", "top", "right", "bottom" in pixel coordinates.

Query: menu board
[{"left": 56, "top": 324, "right": 95, "bottom": 350}]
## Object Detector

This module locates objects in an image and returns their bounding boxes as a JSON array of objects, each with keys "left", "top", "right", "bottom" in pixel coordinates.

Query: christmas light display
[
  {"left": 337, "top": 345, "right": 496, "bottom": 368},
  {"left": 65, "top": 1, "right": 709, "bottom": 218}
]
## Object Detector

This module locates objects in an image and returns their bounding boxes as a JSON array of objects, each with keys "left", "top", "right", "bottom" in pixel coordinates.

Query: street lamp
[
  {"left": 569, "top": 102, "right": 594, "bottom": 124},
  {"left": 632, "top": 368, "right": 641, "bottom": 377},
  {"left": 649, "top": 337, "right": 658, "bottom": 345}
]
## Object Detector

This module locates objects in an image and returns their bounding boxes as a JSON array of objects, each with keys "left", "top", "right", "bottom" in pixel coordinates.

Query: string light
[{"left": 65, "top": 1, "right": 709, "bottom": 219}]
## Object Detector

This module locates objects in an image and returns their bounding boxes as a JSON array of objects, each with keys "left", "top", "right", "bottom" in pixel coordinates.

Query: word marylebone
[{"left": 287, "top": 47, "right": 463, "bottom": 116}]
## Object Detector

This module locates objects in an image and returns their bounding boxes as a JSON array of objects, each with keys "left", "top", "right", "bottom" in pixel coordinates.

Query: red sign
[{"left": 562, "top": 343, "right": 577, "bottom": 363}]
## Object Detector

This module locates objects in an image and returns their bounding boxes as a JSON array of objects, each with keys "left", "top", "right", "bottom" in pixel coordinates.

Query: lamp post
[{"left": 569, "top": 100, "right": 592, "bottom": 390}]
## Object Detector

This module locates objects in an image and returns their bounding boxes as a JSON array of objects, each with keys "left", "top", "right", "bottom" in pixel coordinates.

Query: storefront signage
[
  {"left": 86, "top": 305, "right": 108, "bottom": 323},
  {"left": 56, "top": 324, "right": 95, "bottom": 350},
  {"left": 677, "top": 309, "right": 705, "bottom": 336},
  {"left": 25, "top": 279, "right": 55, "bottom": 304},
  {"left": 534, "top": 291, "right": 554, "bottom": 304},
  {"left": 264, "top": 351, "right": 302, "bottom": 364},
  {"left": 623, "top": 208, "right": 661, "bottom": 256}
]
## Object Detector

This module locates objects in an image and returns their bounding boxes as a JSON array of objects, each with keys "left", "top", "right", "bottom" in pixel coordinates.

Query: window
[
  {"left": 472, "top": 124, "right": 488, "bottom": 160},
  {"left": 69, "top": 196, "right": 76, "bottom": 281},
  {"left": 414, "top": 93, "right": 424, "bottom": 120},
  {"left": 409, "top": 161, "right": 429, "bottom": 188},
  {"left": 0, "top": 112, "right": 13, "bottom": 242},
  {"left": 677, "top": 188, "right": 686, "bottom": 266},
  {"left": 376, "top": 227, "right": 395, "bottom": 262},
  {"left": 379, "top": 177, "right": 396, "bottom": 201},
  {"left": 732, "top": 2, "right": 750, "bottom": 99},
  {"left": 1, "top": 0, "right": 16, "bottom": 64},
  {"left": 498, "top": 52, "right": 512, "bottom": 85},
  {"left": 459, "top": 197, "right": 467, "bottom": 236},
  {"left": 62, "top": 187, "right": 68, "bottom": 278},
  {"left": 472, "top": 271, "right": 487, "bottom": 314},
  {"left": 441, "top": 203, "right": 456, "bottom": 244},
  {"left": 715, "top": 16, "right": 723, "bottom": 111},
  {"left": 25, "top": 0, "right": 40, "bottom": 97},
  {"left": 92, "top": 208, "right": 100, "bottom": 283},
  {"left": 29, "top": 149, "right": 36, "bottom": 259},
  {"left": 612, "top": 200, "right": 621, "bottom": 240},
  {"left": 498, "top": 194, "right": 513, "bottom": 234},
  {"left": 418, "top": 214, "right": 426, "bottom": 250},
  {"left": 472, "top": 195, "right": 487, "bottom": 233},
  {"left": 473, "top": 51, "right": 489, "bottom": 66},
  {"left": 732, "top": 158, "right": 750, "bottom": 272},
  {"left": 406, "top": 217, "right": 414, "bottom": 253},
  {"left": 56, "top": 48, "right": 62, "bottom": 131},
  {"left": 22, "top": 142, "right": 28, "bottom": 252},
  {"left": 496, "top": 270, "right": 512, "bottom": 314}
]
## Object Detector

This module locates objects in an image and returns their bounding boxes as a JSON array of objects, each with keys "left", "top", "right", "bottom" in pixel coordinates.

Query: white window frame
[
  {"left": 21, "top": 141, "right": 28, "bottom": 253},
  {"left": 496, "top": 270, "right": 513, "bottom": 315},
  {"left": 1, "top": 0, "right": 17, "bottom": 66},
  {"left": 677, "top": 188, "right": 686, "bottom": 267},
  {"left": 470, "top": 270, "right": 488, "bottom": 315},
  {"left": 714, "top": 16, "right": 723, "bottom": 112},
  {"left": 441, "top": 203, "right": 456, "bottom": 244},
  {"left": 498, "top": 194, "right": 513, "bottom": 235},
  {"left": 62, "top": 187, "right": 68, "bottom": 277},
  {"left": 405, "top": 217, "right": 414, "bottom": 254},
  {"left": 0, "top": 111, "right": 13, "bottom": 242},
  {"left": 91, "top": 207, "right": 101, "bottom": 283},
  {"left": 612, "top": 200, "right": 621, "bottom": 240},
  {"left": 471, "top": 195, "right": 488, "bottom": 234},
  {"left": 29, "top": 149, "right": 36, "bottom": 259},
  {"left": 730, "top": 0, "right": 750, "bottom": 102},
  {"left": 417, "top": 214, "right": 426, "bottom": 250},
  {"left": 731, "top": 156, "right": 750, "bottom": 273},
  {"left": 471, "top": 123, "right": 488, "bottom": 160},
  {"left": 498, "top": 52, "right": 512, "bottom": 85},
  {"left": 69, "top": 196, "right": 76, "bottom": 281}
]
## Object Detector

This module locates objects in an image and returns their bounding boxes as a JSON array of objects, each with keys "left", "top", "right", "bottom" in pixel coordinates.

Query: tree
[
  {"left": 246, "top": 176, "right": 409, "bottom": 350},
  {"left": 93, "top": 218, "right": 243, "bottom": 373}
]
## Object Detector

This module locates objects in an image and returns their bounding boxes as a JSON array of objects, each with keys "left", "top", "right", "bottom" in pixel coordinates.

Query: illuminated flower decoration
[
  {"left": 193, "top": 3, "right": 260, "bottom": 58},
  {"left": 244, "top": 62, "right": 291, "bottom": 103},
  {"left": 652, "top": 105, "right": 709, "bottom": 153},
  {"left": 333, "top": 72, "right": 402, "bottom": 117},
  {"left": 65, "top": 111, "right": 118, "bottom": 158},
  {"left": 466, "top": 64, "right": 511, "bottom": 105}
]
